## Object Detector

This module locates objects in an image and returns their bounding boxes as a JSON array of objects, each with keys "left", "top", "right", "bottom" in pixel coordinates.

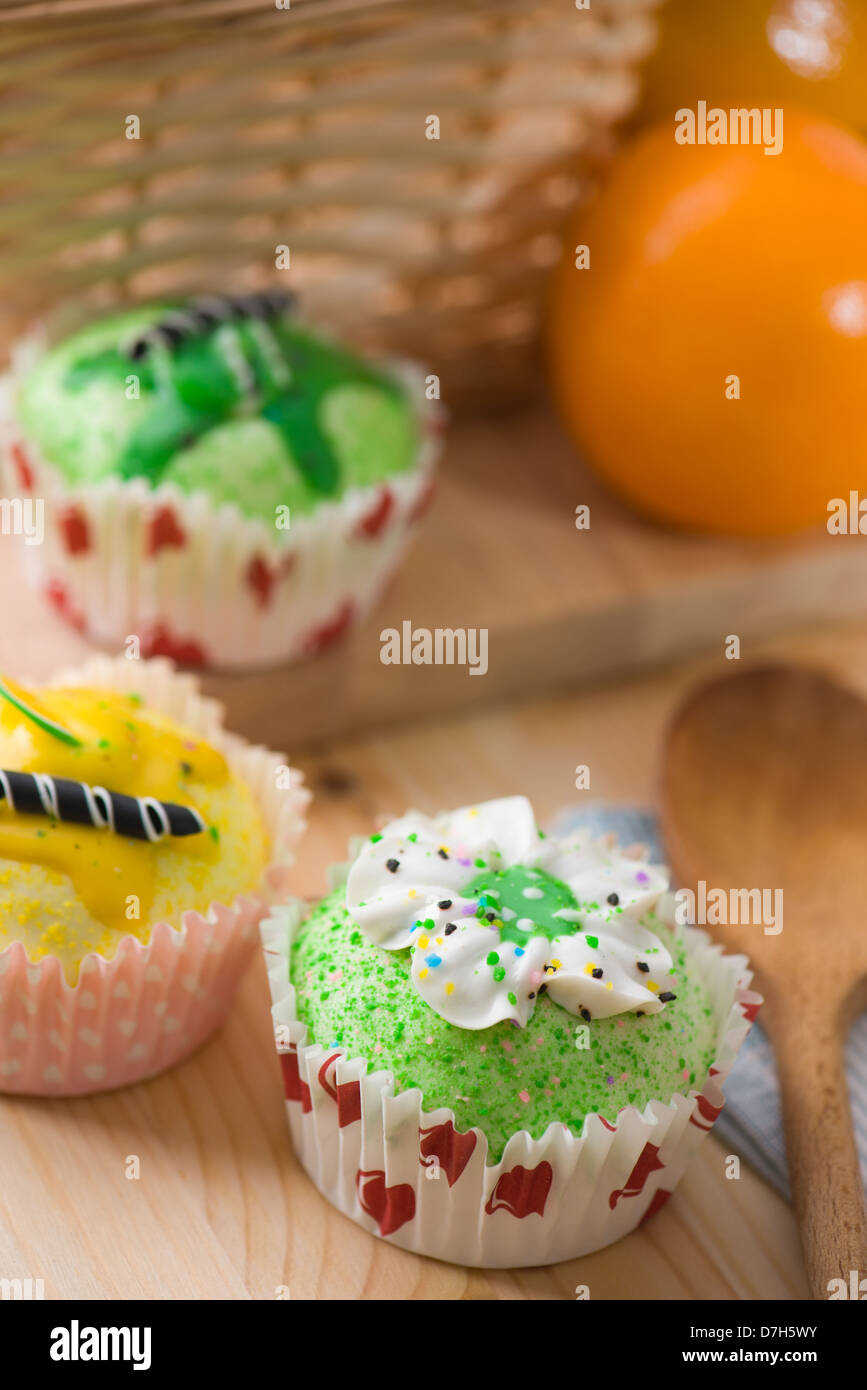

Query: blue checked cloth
[{"left": 548, "top": 804, "right": 867, "bottom": 1202}]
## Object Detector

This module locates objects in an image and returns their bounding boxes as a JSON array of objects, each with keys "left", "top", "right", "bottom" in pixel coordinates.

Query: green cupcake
[
  {"left": 6, "top": 293, "right": 438, "bottom": 670},
  {"left": 15, "top": 292, "right": 420, "bottom": 523},
  {"left": 289, "top": 796, "right": 718, "bottom": 1161},
  {"left": 264, "top": 795, "right": 756, "bottom": 1265}
]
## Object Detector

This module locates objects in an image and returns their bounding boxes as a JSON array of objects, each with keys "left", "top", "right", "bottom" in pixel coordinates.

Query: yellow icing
[{"left": 0, "top": 681, "right": 268, "bottom": 982}]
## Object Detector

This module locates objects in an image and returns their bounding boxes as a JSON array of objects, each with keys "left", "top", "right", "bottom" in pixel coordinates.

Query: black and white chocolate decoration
[
  {"left": 0, "top": 770, "right": 207, "bottom": 843},
  {"left": 125, "top": 289, "right": 296, "bottom": 361}
]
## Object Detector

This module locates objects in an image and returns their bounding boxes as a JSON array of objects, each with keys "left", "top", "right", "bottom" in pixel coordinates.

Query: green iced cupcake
[
  {"left": 288, "top": 796, "right": 719, "bottom": 1161},
  {"left": 14, "top": 292, "right": 420, "bottom": 523},
  {"left": 7, "top": 292, "right": 437, "bottom": 669}
]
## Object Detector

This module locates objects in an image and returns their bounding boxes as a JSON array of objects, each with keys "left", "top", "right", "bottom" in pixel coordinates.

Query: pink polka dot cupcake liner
[
  {"left": 0, "top": 355, "right": 442, "bottom": 671},
  {"left": 0, "top": 654, "right": 309, "bottom": 1097},
  {"left": 261, "top": 897, "right": 761, "bottom": 1267}
]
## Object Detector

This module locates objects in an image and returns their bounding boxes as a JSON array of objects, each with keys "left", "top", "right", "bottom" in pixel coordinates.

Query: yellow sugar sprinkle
[
  {"left": 605, "top": 981, "right": 613, "bottom": 990},
  {"left": 648, "top": 980, "right": 659, "bottom": 992},
  {"left": 418, "top": 935, "right": 430, "bottom": 948},
  {"left": 445, "top": 982, "right": 455, "bottom": 995},
  {"left": 419, "top": 967, "right": 429, "bottom": 980},
  {"left": 583, "top": 962, "right": 594, "bottom": 976}
]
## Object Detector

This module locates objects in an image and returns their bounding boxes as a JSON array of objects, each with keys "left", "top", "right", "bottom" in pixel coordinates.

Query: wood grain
[
  {"left": 660, "top": 666, "right": 867, "bottom": 1296},
  {"left": 7, "top": 620, "right": 864, "bottom": 1297}
]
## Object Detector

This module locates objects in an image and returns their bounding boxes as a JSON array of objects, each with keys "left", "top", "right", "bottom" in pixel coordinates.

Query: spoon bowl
[{"left": 660, "top": 664, "right": 867, "bottom": 1298}]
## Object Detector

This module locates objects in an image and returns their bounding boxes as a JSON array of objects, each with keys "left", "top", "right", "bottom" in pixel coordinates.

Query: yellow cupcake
[{"left": 0, "top": 679, "right": 268, "bottom": 983}]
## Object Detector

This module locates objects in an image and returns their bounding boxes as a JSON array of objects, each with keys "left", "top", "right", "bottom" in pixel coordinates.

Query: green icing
[
  {"left": 261, "top": 392, "right": 340, "bottom": 496},
  {"left": 320, "top": 383, "right": 421, "bottom": 490},
  {"left": 161, "top": 419, "right": 321, "bottom": 522},
  {"left": 289, "top": 889, "right": 720, "bottom": 1164},
  {"left": 465, "top": 864, "right": 582, "bottom": 945},
  {"left": 16, "top": 304, "right": 420, "bottom": 523}
]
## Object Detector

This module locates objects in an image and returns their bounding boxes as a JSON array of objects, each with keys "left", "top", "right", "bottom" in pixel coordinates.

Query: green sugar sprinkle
[{"left": 289, "top": 889, "right": 720, "bottom": 1162}]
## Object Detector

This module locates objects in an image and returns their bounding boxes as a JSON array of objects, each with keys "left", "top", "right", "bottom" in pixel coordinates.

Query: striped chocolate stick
[{"left": 0, "top": 770, "right": 206, "bottom": 843}]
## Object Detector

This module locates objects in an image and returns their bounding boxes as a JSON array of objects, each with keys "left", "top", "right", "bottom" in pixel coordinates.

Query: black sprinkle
[
  {"left": 658, "top": 991, "right": 677, "bottom": 1003},
  {"left": 444, "top": 923, "right": 457, "bottom": 936},
  {"left": 637, "top": 961, "right": 650, "bottom": 972},
  {"left": 438, "top": 899, "right": 453, "bottom": 910},
  {"left": 528, "top": 991, "right": 536, "bottom": 999},
  {"left": 636, "top": 1010, "right": 645, "bottom": 1018},
  {"left": 538, "top": 983, "right": 547, "bottom": 995},
  {"left": 161, "top": 323, "right": 186, "bottom": 347},
  {"left": 385, "top": 858, "right": 400, "bottom": 873},
  {"left": 580, "top": 1007, "right": 592, "bottom": 1021},
  {"left": 437, "top": 848, "right": 449, "bottom": 859},
  {"left": 591, "top": 967, "right": 603, "bottom": 979},
  {"left": 607, "top": 892, "right": 620, "bottom": 906},
  {"left": 486, "top": 911, "right": 496, "bottom": 922}
]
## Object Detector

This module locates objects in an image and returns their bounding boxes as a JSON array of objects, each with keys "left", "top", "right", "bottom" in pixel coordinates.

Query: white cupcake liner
[
  {"left": 261, "top": 891, "right": 761, "bottom": 1267},
  {"left": 0, "top": 654, "right": 310, "bottom": 1096},
  {"left": 0, "top": 352, "right": 442, "bottom": 671}
]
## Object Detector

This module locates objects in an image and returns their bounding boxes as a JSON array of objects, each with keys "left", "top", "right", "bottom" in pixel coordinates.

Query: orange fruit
[
  {"left": 637, "top": 0, "right": 867, "bottom": 134},
  {"left": 548, "top": 109, "right": 867, "bottom": 535}
]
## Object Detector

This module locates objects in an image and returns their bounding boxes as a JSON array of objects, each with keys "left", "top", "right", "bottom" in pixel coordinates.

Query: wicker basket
[{"left": 0, "top": 0, "right": 660, "bottom": 412}]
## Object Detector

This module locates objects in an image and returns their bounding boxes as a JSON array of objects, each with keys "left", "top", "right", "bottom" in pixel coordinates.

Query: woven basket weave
[{"left": 0, "top": 0, "right": 659, "bottom": 411}]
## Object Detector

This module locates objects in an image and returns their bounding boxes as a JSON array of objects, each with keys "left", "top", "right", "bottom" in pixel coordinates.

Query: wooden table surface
[
  {"left": 7, "top": 406, "right": 867, "bottom": 753},
  {"left": 8, "top": 599, "right": 867, "bottom": 1299}
]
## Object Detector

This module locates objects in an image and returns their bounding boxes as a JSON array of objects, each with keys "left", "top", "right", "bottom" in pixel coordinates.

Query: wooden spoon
[{"left": 660, "top": 664, "right": 867, "bottom": 1300}]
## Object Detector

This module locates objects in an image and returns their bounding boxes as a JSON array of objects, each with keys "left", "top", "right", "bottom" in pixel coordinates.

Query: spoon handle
[{"left": 773, "top": 1009, "right": 867, "bottom": 1299}]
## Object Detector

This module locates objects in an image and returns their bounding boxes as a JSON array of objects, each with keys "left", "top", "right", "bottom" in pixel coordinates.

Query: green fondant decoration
[
  {"left": 117, "top": 397, "right": 223, "bottom": 482},
  {"left": 59, "top": 305, "right": 404, "bottom": 497},
  {"left": 465, "top": 865, "right": 582, "bottom": 945},
  {"left": 261, "top": 391, "right": 340, "bottom": 495},
  {"left": 0, "top": 679, "right": 83, "bottom": 748}
]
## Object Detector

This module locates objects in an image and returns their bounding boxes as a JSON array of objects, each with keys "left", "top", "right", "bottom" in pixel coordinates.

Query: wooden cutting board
[{"left": 2, "top": 403, "right": 866, "bottom": 751}]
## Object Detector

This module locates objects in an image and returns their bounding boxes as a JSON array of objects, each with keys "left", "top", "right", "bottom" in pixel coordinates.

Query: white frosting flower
[{"left": 345, "top": 796, "right": 675, "bottom": 1031}]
